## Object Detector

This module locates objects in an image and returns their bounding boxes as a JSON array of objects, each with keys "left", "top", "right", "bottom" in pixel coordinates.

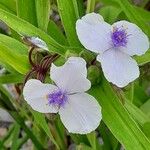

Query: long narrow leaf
[
  {"left": 0, "top": 0, "right": 16, "bottom": 14},
  {"left": 0, "top": 8, "right": 66, "bottom": 55},
  {"left": 0, "top": 74, "right": 24, "bottom": 84},
  {"left": 16, "top": 0, "right": 37, "bottom": 26},
  {"left": 0, "top": 43, "right": 30, "bottom": 74},
  {"left": 115, "top": 0, "right": 150, "bottom": 35},
  {"left": 89, "top": 79, "right": 150, "bottom": 150},
  {"left": 32, "top": 111, "right": 60, "bottom": 149},
  {"left": 0, "top": 34, "right": 28, "bottom": 55},
  {"left": 57, "top": 0, "right": 82, "bottom": 47},
  {"left": 35, "top": 0, "right": 50, "bottom": 31}
]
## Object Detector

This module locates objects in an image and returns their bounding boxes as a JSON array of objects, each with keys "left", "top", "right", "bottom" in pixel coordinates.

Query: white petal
[
  {"left": 80, "top": 12, "right": 104, "bottom": 25},
  {"left": 26, "top": 37, "right": 49, "bottom": 51},
  {"left": 59, "top": 93, "right": 102, "bottom": 134},
  {"left": 76, "top": 14, "right": 111, "bottom": 53},
  {"left": 23, "top": 79, "right": 58, "bottom": 113},
  {"left": 50, "top": 57, "right": 91, "bottom": 93},
  {"left": 97, "top": 49, "right": 140, "bottom": 87},
  {"left": 112, "top": 21, "right": 149, "bottom": 56}
]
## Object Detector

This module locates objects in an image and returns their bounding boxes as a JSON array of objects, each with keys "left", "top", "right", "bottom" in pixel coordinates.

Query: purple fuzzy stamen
[
  {"left": 48, "top": 90, "right": 68, "bottom": 107},
  {"left": 111, "top": 27, "right": 128, "bottom": 48}
]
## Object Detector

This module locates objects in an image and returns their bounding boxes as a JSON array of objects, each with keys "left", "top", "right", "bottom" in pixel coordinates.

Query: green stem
[{"left": 86, "top": 0, "right": 95, "bottom": 13}]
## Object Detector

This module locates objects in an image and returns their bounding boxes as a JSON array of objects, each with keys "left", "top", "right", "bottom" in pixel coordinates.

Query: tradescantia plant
[{"left": 0, "top": 0, "right": 150, "bottom": 150}]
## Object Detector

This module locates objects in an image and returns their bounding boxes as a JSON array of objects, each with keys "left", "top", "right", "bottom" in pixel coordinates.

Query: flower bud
[
  {"left": 87, "top": 65, "right": 101, "bottom": 85},
  {"left": 79, "top": 50, "right": 95, "bottom": 63}
]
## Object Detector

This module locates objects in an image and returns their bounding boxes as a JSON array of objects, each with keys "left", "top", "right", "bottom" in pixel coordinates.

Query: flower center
[
  {"left": 111, "top": 27, "right": 128, "bottom": 48},
  {"left": 47, "top": 90, "right": 68, "bottom": 107}
]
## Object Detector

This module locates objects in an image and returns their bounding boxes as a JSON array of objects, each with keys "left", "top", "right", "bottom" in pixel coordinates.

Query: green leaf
[
  {"left": 87, "top": 132, "right": 98, "bottom": 150},
  {"left": 35, "top": 0, "right": 50, "bottom": 31},
  {"left": 32, "top": 111, "right": 60, "bottom": 149},
  {"left": 131, "top": 82, "right": 149, "bottom": 107},
  {"left": 52, "top": 117, "right": 67, "bottom": 150},
  {"left": 0, "top": 34, "right": 28, "bottom": 55},
  {"left": 89, "top": 78, "right": 150, "bottom": 150},
  {"left": 98, "top": 121, "right": 113, "bottom": 150},
  {"left": 76, "top": 0, "right": 84, "bottom": 17},
  {"left": 0, "top": 59, "right": 18, "bottom": 74},
  {"left": 101, "top": 0, "right": 119, "bottom": 6},
  {"left": 143, "top": 122, "right": 150, "bottom": 139},
  {"left": 133, "top": 6, "right": 150, "bottom": 23},
  {"left": 99, "top": 6, "right": 122, "bottom": 24},
  {"left": 11, "top": 124, "right": 20, "bottom": 150},
  {"left": 47, "top": 20, "right": 68, "bottom": 45},
  {"left": 115, "top": 0, "right": 150, "bottom": 35},
  {"left": 0, "top": 3, "right": 14, "bottom": 14},
  {"left": 125, "top": 100, "right": 150, "bottom": 126},
  {"left": 140, "top": 99, "right": 150, "bottom": 117},
  {"left": 70, "top": 134, "right": 89, "bottom": 146},
  {"left": 134, "top": 50, "right": 150, "bottom": 66},
  {"left": 0, "top": 0, "right": 16, "bottom": 14},
  {"left": 0, "top": 8, "right": 66, "bottom": 55},
  {"left": 16, "top": 0, "right": 37, "bottom": 26},
  {"left": 0, "top": 43, "right": 30, "bottom": 74},
  {"left": 0, "top": 74, "right": 24, "bottom": 84},
  {"left": 57, "top": 0, "right": 82, "bottom": 47}
]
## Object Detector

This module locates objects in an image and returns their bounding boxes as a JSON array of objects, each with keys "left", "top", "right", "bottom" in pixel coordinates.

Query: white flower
[
  {"left": 76, "top": 13, "right": 149, "bottom": 87},
  {"left": 23, "top": 57, "right": 102, "bottom": 134}
]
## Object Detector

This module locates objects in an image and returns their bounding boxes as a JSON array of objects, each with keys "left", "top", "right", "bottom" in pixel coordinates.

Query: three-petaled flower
[
  {"left": 76, "top": 13, "right": 149, "bottom": 87},
  {"left": 23, "top": 57, "right": 102, "bottom": 134}
]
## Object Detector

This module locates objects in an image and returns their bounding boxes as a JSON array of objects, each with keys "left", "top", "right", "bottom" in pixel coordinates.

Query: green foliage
[
  {"left": 0, "top": 0, "right": 150, "bottom": 149},
  {"left": 35, "top": 0, "right": 50, "bottom": 31},
  {"left": 89, "top": 79, "right": 150, "bottom": 150},
  {"left": 114, "top": 0, "right": 150, "bottom": 35},
  {"left": 57, "top": 0, "right": 82, "bottom": 47},
  {"left": 16, "top": 0, "right": 37, "bottom": 25}
]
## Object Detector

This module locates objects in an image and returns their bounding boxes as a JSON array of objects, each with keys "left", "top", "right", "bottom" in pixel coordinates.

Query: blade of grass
[
  {"left": 16, "top": 0, "right": 37, "bottom": 26},
  {"left": 115, "top": 0, "right": 150, "bottom": 35},
  {"left": 47, "top": 20, "right": 68, "bottom": 45},
  {"left": 89, "top": 78, "right": 150, "bottom": 150},
  {"left": 0, "top": 34, "right": 28, "bottom": 55},
  {"left": 0, "top": 0, "right": 16, "bottom": 14},
  {"left": 0, "top": 43, "right": 30, "bottom": 74},
  {"left": 11, "top": 124, "right": 20, "bottom": 150},
  {"left": 0, "top": 8, "right": 66, "bottom": 55},
  {"left": 87, "top": 132, "right": 97, "bottom": 150},
  {"left": 125, "top": 100, "right": 150, "bottom": 126},
  {"left": 57, "top": 0, "right": 82, "bottom": 48},
  {"left": 0, "top": 74, "right": 24, "bottom": 84},
  {"left": 52, "top": 117, "right": 66, "bottom": 150},
  {"left": 0, "top": 3, "right": 14, "bottom": 14},
  {"left": 35, "top": 0, "right": 50, "bottom": 31},
  {"left": 32, "top": 110, "right": 60, "bottom": 149}
]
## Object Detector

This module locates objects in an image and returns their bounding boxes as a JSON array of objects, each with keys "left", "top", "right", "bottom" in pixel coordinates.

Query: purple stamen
[
  {"left": 48, "top": 90, "right": 68, "bottom": 107},
  {"left": 111, "top": 27, "right": 128, "bottom": 48}
]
